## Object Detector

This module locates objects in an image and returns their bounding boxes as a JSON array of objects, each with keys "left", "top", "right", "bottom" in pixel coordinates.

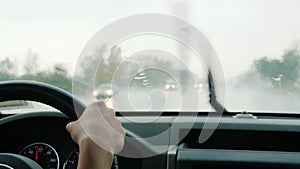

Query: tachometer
[
  {"left": 63, "top": 149, "right": 79, "bottom": 169},
  {"left": 19, "top": 142, "right": 59, "bottom": 169},
  {"left": 64, "top": 149, "right": 118, "bottom": 169}
]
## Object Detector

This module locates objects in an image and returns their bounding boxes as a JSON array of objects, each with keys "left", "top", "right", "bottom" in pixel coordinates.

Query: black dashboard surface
[{"left": 0, "top": 112, "right": 77, "bottom": 169}]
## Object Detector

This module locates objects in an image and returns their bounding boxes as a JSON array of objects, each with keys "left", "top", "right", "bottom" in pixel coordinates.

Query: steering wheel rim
[
  {"left": 0, "top": 80, "right": 158, "bottom": 168},
  {"left": 0, "top": 80, "right": 85, "bottom": 120},
  {"left": 0, "top": 153, "right": 43, "bottom": 169}
]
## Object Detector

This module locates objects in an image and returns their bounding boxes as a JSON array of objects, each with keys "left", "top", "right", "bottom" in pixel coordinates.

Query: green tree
[
  {"left": 95, "top": 46, "right": 123, "bottom": 85},
  {"left": 252, "top": 47, "right": 300, "bottom": 88},
  {"left": 254, "top": 57, "right": 282, "bottom": 80},
  {"left": 0, "top": 57, "right": 15, "bottom": 81},
  {"left": 23, "top": 49, "right": 39, "bottom": 75},
  {"left": 78, "top": 45, "right": 107, "bottom": 85},
  {"left": 37, "top": 64, "right": 72, "bottom": 92},
  {"left": 1, "top": 50, "right": 73, "bottom": 92},
  {"left": 18, "top": 63, "right": 72, "bottom": 92},
  {"left": 280, "top": 48, "right": 300, "bottom": 86}
]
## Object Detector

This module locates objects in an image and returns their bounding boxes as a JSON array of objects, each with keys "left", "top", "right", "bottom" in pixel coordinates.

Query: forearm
[{"left": 77, "top": 138, "right": 113, "bottom": 169}]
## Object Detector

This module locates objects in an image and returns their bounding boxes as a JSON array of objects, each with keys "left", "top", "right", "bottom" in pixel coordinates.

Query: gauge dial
[
  {"left": 63, "top": 149, "right": 79, "bottom": 169},
  {"left": 19, "top": 142, "right": 59, "bottom": 169},
  {"left": 64, "top": 149, "right": 118, "bottom": 169}
]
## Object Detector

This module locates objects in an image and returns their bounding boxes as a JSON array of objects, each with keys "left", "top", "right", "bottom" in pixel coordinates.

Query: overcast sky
[{"left": 1, "top": 0, "right": 300, "bottom": 78}]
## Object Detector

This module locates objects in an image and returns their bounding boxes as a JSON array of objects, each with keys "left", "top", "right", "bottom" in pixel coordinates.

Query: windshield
[{"left": 1, "top": 0, "right": 300, "bottom": 113}]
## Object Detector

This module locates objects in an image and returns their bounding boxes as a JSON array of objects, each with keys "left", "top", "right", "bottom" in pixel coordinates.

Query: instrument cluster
[{"left": 19, "top": 142, "right": 78, "bottom": 169}]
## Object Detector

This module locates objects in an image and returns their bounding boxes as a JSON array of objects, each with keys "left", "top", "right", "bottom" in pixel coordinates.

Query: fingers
[
  {"left": 84, "top": 101, "right": 114, "bottom": 118},
  {"left": 95, "top": 100, "right": 107, "bottom": 108},
  {"left": 66, "top": 101, "right": 126, "bottom": 154}
]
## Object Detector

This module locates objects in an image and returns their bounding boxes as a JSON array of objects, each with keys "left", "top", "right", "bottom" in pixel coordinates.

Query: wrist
[{"left": 78, "top": 137, "right": 113, "bottom": 169}]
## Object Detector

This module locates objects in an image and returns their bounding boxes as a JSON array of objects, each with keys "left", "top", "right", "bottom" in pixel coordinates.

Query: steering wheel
[{"left": 0, "top": 80, "right": 155, "bottom": 169}]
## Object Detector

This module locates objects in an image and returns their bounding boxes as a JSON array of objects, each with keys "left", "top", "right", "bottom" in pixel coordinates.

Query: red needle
[{"left": 35, "top": 145, "right": 38, "bottom": 160}]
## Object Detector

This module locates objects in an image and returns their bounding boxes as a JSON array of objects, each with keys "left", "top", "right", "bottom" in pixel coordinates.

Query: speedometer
[{"left": 19, "top": 142, "right": 59, "bottom": 169}]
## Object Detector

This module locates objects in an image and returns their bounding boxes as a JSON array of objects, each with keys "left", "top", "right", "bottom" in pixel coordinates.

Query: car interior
[
  {"left": 1, "top": 1, "right": 300, "bottom": 169},
  {"left": 0, "top": 77, "right": 300, "bottom": 169}
]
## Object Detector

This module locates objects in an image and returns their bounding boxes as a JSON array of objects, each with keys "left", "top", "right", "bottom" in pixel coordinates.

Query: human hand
[{"left": 66, "top": 101, "right": 125, "bottom": 169}]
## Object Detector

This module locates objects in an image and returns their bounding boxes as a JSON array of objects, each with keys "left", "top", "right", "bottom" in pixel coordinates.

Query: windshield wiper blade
[{"left": 208, "top": 70, "right": 228, "bottom": 113}]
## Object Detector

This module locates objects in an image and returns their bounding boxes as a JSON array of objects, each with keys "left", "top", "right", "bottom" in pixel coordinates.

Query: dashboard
[
  {"left": 0, "top": 112, "right": 78, "bottom": 169},
  {"left": 1, "top": 111, "right": 300, "bottom": 169}
]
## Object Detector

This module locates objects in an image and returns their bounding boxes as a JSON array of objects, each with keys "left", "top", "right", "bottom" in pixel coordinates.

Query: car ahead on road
[
  {"left": 1, "top": 1, "right": 300, "bottom": 169},
  {"left": 93, "top": 83, "right": 116, "bottom": 100},
  {"left": 165, "top": 79, "right": 177, "bottom": 91}
]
